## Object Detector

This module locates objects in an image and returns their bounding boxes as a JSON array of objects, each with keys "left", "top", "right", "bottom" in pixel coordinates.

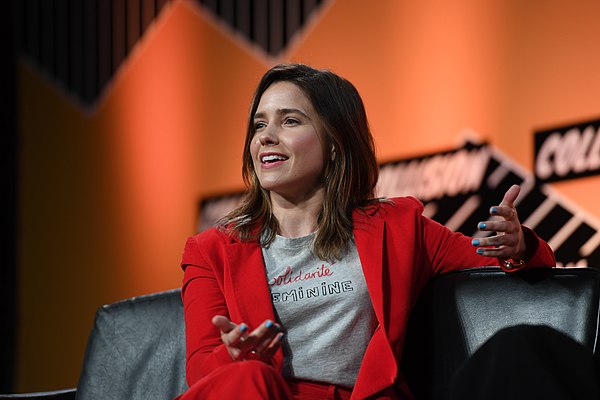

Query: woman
[{"left": 177, "top": 64, "right": 555, "bottom": 399}]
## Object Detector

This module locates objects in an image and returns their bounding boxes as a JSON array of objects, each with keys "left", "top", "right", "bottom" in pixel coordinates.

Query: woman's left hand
[{"left": 472, "top": 184, "right": 527, "bottom": 261}]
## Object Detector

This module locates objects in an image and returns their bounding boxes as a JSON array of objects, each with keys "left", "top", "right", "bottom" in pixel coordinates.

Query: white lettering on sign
[
  {"left": 376, "top": 148, "right": 490, "bottom": 201},
  {"left": 536, "top": 125, "right": 600, "bottom": 180}
]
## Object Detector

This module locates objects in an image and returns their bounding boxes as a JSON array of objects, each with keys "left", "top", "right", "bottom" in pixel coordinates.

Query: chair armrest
[{"left": 0, "top": 388, "right": 76, "bottom": 399}]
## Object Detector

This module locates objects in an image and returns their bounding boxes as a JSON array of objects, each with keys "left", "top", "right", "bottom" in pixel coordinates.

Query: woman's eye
[
  {"left": 284, "top": 118, "right": 299, "bottom": 126},
  {"left": 254, "top": 121, "right": 266, "bottom": 130}
]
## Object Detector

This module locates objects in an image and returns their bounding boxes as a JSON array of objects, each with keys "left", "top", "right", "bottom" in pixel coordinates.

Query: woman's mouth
[{"left": 261, "top": 154, "right": 288, "bottom": 164}]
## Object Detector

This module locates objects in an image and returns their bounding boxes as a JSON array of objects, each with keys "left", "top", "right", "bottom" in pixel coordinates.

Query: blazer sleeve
[
  {"left": 181, "top": 235, "right": 235, "bottom": 386},
  {"left": 407, "top": 197, "right": 555, "bottom": 276}
]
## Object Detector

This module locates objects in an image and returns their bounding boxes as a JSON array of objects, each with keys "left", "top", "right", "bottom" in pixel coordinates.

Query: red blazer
[{"left": 181, "top": 197, "right": 555, "bottom": 399}]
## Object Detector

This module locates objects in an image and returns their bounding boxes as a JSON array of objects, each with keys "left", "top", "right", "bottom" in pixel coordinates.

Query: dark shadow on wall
[
  {"left": 17, "top": 0, "right": 173, "bottom": 109},
  {"left": 1, "top": 0, "right": 17, "bottom": 393}
]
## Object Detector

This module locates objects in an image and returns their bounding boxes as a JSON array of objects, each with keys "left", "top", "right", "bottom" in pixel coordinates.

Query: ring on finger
[
  {"left": 232, "top": 334, "right": 247, "bottom": 347},
  {"left": 247, "top": 350, "right": 261, "bottom": 360}
]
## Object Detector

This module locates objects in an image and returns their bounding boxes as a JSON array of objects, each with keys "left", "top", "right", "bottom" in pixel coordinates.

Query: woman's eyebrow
[
  {"left": 254, "top": 108, "right": 310, "bottom": 120},
  {"left": 279, "top": 108, "right": 309, "bottom": 118}
]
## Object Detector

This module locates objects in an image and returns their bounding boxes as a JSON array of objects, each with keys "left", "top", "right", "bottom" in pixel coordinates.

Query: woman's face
[{"left": 250, "top": 81, "right": 326, "bottom": 201}]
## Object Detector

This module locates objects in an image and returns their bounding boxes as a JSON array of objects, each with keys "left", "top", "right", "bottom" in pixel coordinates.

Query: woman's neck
[{"left": 270, "top": 189, "right": 324, "bottom": 238}]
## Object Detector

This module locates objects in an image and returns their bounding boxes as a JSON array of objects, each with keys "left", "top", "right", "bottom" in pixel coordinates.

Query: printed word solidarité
[{"left": 269, "top": 265, "right": 334, "bottom": 287}]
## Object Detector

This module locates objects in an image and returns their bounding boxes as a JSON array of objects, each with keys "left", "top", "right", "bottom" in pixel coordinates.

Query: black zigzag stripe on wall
[
  {"left": 17, "top": 0, "right": 173, "bottom": 106},
  {"left": 377, "top": 140, "right": 600, "bottom": 268},
  {"left": 197, "top": 0, "right": 324, "bottom": 57}
]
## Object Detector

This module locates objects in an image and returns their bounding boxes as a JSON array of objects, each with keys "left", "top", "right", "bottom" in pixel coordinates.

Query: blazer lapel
[
  {"left": 225, "top": 241, "right": 284, "bottom": 369},
  {"left": 226, "top": 241, "right": 275, "bottom": 327},
  {"left": 352, "top": 209, "right": 398, "bottom": 399},
  {"left": 353, "top": 209, "right": 385, "bottom": 327}
]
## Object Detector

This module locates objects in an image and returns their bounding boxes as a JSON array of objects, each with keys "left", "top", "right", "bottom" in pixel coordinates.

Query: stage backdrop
[{"left": 17, "top": 0, "right": 600, "bottom": 392}]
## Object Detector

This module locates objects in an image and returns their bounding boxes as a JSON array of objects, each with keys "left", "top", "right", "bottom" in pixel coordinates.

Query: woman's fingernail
[
  {"left": 277, "top": 333, "right": 284, "bottom": 341},
  {"left": 476, "top": 248, "right": 485, "bottom": 255},
  {"left": 491, "top": 207, "right": 498, "bottom": 214},
  {"left": 265, "top": 320, "right": 273, "bottom": 329},
  {"left": 478, "top": 222, "right": 487, "bottom": 230},
  {"left": 239, "top": 324, "right": 248, "bottom": 332},
  {"left": 471, "top": 239, "right": 480, "bottom": 246}
]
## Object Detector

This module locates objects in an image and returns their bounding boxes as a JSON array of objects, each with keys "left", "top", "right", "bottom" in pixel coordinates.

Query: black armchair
[
  {"left": 2, "top": 267, "right": 599, "bottom": 400},
  {"left": 401, "top": 266, "right": 600, "bottom": 399}
]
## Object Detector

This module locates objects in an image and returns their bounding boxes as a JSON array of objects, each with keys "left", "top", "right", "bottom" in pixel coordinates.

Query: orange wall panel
[{"left": 291, "top": 0, "right": 510, "bottom": 160}]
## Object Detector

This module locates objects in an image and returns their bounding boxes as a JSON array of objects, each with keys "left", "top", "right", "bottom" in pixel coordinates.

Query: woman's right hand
[{"left": 211, "top": 315, "right": 285, "bottom": 362}]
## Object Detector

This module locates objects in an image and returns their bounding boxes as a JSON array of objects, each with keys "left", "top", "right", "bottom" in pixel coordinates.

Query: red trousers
[{"left": 176, "top": 360, "right": 355, "bottom": 400}]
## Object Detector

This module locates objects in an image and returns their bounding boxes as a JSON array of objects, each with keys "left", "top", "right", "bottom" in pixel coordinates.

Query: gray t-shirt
[{"left": 262, "top": 233, "right": 377, "bottom": 387}]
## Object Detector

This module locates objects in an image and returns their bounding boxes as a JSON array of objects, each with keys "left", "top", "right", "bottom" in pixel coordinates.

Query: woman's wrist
[
  {"left": 501, "top": 226, "right": 539, "bottom": 269},
  {"left": 500, "top": 257, "right": 526, "bottom": 270}
]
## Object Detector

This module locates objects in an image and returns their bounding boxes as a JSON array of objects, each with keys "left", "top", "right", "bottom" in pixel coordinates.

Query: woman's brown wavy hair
[{"left": 219, "top": 63, "right": 379, "bottom": 261}]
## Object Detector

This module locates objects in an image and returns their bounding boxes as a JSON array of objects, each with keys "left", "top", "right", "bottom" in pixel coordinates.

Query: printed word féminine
[{"left": 271, "top": 280, "right": 354, "bottom": 303}]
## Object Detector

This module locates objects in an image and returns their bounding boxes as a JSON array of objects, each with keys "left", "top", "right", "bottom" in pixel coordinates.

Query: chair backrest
[
  {"left": 76, "top": 289, "right": 187, "bottom": 400},
  {"left": 401, "top": 267, "right": 600, "bottom": 400},
  {"left": 76, "top": 267, "right": 600, "bottom": 400}
]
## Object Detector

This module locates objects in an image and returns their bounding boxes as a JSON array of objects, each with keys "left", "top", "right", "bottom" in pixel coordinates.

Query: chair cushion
[
  {"left": 76, "top": 290, "right": 187, "bottom": 400},
  {"left": 401, "top": 267, "right": 600, "bottom": 400}
]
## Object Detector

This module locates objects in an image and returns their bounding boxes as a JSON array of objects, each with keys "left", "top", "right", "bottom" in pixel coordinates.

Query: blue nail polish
[
  {"left": 471, "top": 239, "right": 480, "bottom": 246},
  {"left": 239, "top": 324, "right": 248, "bottom": 332},
  {"left": 476, "top": 248, "right": 485, "bottom": 255},
  {"left": 491, "top": 207, "right": 498, "bottom": 214},
  {"left": 478, "top": 222, "right": 487, "bottom": 230},
  {"left": 265, "top": 320, "right": 273, "bottom": 329}
]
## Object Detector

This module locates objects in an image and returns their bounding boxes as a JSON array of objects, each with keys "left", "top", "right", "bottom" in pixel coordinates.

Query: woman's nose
[{"left": 258, "top": 128, "right": 279, "bottom": 145}]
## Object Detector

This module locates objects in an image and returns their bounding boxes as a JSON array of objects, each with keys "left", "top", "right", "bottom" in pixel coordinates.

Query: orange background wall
[{"left": 17, "top": 0, "right": 600, "bottom": 391}]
